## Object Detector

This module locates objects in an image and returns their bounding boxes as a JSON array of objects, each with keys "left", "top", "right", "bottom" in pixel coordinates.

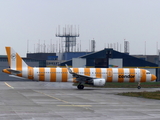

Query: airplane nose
[{"left": 151, "top": 74, "right": 157, "bottom": 81}]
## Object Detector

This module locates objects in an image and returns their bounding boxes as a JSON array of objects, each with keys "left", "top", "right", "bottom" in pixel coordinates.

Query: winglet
[{"left": 65, "top": 64, "right": 73, "bottom": 74}]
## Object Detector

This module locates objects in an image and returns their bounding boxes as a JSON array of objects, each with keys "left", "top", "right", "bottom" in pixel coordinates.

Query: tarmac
[{"left": 0, "top": 81, "right": 160, "bottom": 120}]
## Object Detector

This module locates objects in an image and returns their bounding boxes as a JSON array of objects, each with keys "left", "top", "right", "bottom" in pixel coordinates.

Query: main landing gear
[
  {"left": 77, "top": 84, "right": 84, "bottom": 90},
  {"left": 137, "top": 82, "right": 141, "bottom": 89}
]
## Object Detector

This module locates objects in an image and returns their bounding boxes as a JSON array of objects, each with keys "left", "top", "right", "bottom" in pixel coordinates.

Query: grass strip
[
  {"left": 117, "top": 91, "right": 160, "bottom": 100},
  {"left": 73, "top": 82, "right": 160, "bottom": 88}
]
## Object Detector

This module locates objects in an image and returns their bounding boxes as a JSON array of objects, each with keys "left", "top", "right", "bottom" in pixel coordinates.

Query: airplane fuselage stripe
[
  {"left": 73, "top": 68, "right": 79, "bottom": 83},
  {"left": 45, "top": 68, "right": 50, "bottom": 82},
  {"left": 62, "top": 68, "right": 68, "bottom": 82},
  {"left": 129, "top": 69, "right": 135, "bottom": 82},
  {"left": 28, "top": 66, "right": 34, "bottom": 79},
  {"left": 84, "top": 68, "right": 90, "bottom": 77},
  {"left": 39, "top": 68, "right": 45, "bottom": 81},
  {"left": 141, "top": 69, "right": 146, "bottom": 82},
  {"left": 118, "top": 68, "right": 124, "bottom": 82},
  {"left": 107, "top": 68, "right": 113, "bottom": 82},
  {"left": 96, "top": 68, "right": 101, "bottom": 78},
  {"left": 50, "top": 68, "right": 56, "bottom": 82},
  {"left": 56, "top": 68, "right": 62, "bottom": 82}
]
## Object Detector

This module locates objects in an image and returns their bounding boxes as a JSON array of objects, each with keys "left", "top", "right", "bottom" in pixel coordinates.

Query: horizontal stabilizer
[{"left": 6, "top": 68, "right": 21, "bottom": 74}]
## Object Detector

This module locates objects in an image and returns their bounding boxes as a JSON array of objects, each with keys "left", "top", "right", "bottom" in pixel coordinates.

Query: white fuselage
[{"left": 15, "top": 67, "right": 153, "bottom": 83}]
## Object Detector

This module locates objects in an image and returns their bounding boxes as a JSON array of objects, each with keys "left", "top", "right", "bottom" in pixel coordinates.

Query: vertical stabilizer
[{"left": 5, "top": 47, "right": 28, "bottom": 70}]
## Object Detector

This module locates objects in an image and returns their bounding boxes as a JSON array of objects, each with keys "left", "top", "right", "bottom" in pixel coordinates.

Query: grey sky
[{"left": 0, "top": 0, "right": 160, "bottom": 57}]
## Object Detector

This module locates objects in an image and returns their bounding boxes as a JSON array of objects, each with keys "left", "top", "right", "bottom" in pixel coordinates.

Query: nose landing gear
[{"left": 137, "top": 82, "right": 141, "bottom": 89}]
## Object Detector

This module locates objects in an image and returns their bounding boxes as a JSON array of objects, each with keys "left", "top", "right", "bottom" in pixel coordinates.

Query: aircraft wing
[{"left": 65, "top": 64, "right": 95, "bottom": 83}]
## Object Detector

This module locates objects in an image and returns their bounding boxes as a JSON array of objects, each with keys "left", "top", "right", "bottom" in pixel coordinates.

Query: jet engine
[{"left": 92, "top": 78, "right": 106, "bottom": 86}]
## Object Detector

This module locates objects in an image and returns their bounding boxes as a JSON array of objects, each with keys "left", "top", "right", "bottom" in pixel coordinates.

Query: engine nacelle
[{"left": 93, "top": 78, "right": 106, "bottom": 86}]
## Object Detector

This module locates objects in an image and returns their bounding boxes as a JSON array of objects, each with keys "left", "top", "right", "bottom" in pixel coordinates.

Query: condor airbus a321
[{"left": 2, "top": 47, "right": 156, "bottom": 89}]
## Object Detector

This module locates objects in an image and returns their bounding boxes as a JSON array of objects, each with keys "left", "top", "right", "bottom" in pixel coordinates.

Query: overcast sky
[{"left": 0, "top": 0, "right": 160, "bottom": 57}]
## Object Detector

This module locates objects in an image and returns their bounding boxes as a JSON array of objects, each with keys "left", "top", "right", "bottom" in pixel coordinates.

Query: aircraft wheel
[
  {"left": 77, "top": 85, "right": 84, "bottom": 90},
  {"left": 137, "top": 86, "right": 141, "bottom": 89}
]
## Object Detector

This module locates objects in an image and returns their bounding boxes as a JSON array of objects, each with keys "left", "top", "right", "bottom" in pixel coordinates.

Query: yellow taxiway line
[
  {"left": 3, "top": 83, "right": 92, "bottom": 109},
  {"left": 35, "top": 90, "right": 69, "bottom": 104},
  {"left": 57, "top": 105, "right": 92, "bottom": 107},
  {"left": 34, "top": 90, "right": 92, "bottom": 109},
  {"left": 4, "top": 82, "right": 14, "bottom": 89}
]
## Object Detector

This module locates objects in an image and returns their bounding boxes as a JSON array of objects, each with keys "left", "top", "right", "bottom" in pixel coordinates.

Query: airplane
[{"left": 2, "top": 47, "right": 157, "bottom": 90}]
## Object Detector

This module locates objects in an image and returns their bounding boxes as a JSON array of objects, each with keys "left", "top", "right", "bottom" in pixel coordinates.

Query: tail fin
[{"left": 5, "top": 47, "right": 28, "bottom": 70}]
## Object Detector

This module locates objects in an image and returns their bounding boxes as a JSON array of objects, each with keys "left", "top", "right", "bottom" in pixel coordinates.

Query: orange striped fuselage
[
  {"left": 3, "top": 47, "right": 157, "bottom": 83},
  {"left": 7, "top": 67, "right": 154, "bottom": 83}
]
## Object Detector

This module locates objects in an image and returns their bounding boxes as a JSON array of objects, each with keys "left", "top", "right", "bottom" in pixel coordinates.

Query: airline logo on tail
[
  {"left": 4, "top": 47, "right": 32, "bottom": 79},
  {"left": 2, "top": 47, "right": 157, "bottom": 90}
]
